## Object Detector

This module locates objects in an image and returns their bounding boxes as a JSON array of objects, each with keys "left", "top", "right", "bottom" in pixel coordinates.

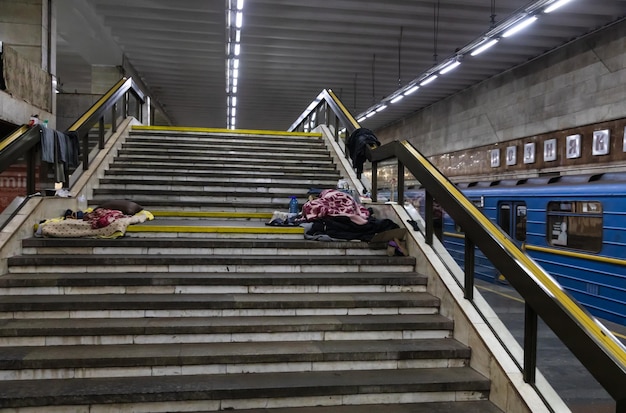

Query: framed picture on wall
[
  {"left": 523, "top": 142, "right": 535, "bottom": 164},
  {"left": 592, "top": 129, "right": 610, "bottom": 155},
  {"left": 490, "top": 149, "right": 500, "bottom": 167},
  {"left": 506, "top": 146, "right": 517, "bottom": 166},
  {"left": 566, "top": 134, "right": 581, "bottom": 159},
  {"left": 544, "top": 138, "right": 557, "bottom": 162}
]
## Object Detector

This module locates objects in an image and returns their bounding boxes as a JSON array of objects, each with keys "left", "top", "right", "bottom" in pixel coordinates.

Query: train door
[
  {"left": 497, "top": 201, "right": 527, "bottom": 246},
  {"left": 495, "top": 201, "right": 527, "bottom": 283}
]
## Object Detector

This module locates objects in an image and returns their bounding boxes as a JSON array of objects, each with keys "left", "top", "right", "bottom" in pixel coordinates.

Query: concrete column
[
  {"left": 0, "top": 0, "right": 56, "bottom": 127},
  {"left": 0, "top": 0, "right": 46, "bottom": 66},
  {"left": 90, "top": 65, "right": 123, "bottom": 95},
  {"left": 141, "top": 96, "right": 151, "bottom": 125}
]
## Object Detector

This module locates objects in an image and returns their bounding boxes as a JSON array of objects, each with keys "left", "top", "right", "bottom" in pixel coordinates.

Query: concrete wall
[
  {"left": 376, "top": 19, "right": 626, "bottom": 179},
  {"left": 0, "top": 0, "right": 55, "bottom": 127}
]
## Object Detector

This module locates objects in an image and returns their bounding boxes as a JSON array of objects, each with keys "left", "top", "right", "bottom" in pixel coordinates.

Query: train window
[
  {"left": 515, "top": 205, "right": 527, "bottom": 242},
  {"left": 547, "top": 201, "right": 602, "bottom": 252}
]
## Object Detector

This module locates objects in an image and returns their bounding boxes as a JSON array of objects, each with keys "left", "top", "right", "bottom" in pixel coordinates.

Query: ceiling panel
[{"left": 56, "top": 0, "right": 626, "bottom": 130}]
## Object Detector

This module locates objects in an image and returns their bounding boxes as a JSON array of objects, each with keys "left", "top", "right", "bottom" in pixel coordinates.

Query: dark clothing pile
[
  {"left": 346, "top": 128, "right": 381, "bottom": 178},
  {"left": 305, "top": 215, "right": 399, "bottom": 242}
]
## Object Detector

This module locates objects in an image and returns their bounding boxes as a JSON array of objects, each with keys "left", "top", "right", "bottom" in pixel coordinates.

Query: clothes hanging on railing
[
  {"left": 346, "top": 128, "right": 380, "bottom": 178},
  {"left": 40, "top": 127, "right": 80, "bottom": 183}
]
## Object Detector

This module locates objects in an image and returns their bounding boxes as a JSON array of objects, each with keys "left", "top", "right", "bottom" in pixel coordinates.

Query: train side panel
[{"left": 441, "top": 182, "right": 626, "bottom": 325}]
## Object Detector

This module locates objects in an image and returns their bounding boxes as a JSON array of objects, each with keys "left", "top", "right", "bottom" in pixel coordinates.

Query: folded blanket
[
  {"left": 36, "top": 210, "right": 154, "bottom": 239},
  {"left": 303, "top": 189, "right": 370, "bottom": 225}
]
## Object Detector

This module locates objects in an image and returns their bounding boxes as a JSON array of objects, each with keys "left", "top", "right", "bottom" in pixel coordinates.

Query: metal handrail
[
  {"left": 367, "top": 139, "right": 626, "bottom": 411},
  {"left": 0, "top": 77, "right": 146, "bottom": 229},
  {"left": 288, "top": 89, "right": 359, "bottom": 137}
]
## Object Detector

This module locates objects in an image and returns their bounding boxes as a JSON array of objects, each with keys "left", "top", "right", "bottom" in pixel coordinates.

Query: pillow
[{"left": 96, "top": 199, "right": 144, "bottom": 215}]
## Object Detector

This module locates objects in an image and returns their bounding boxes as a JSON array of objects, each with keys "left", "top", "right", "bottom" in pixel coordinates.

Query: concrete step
[
  {"left": 19, "top": 238, "right": 386, "bottom": 256},
  {"left": 100, "top": 174, "right": 339, "bottom": 187},
  {"left": 0, "top": 291, "right": 437, "bottom": 316},
  {"left": 0, "top": 314, "right": 454, "bottom": 347},
  {"left": 6, "top": 254, "right": 416, "bottom": 274},
  {"left": 95, "top": 179, "right": 336, "bottom": 195},
  {"left": 104, "top": 168, "right": 341, "bottom": 181},
  {"left": 128, "top": 129, "right": 324, "bottom": 145},
  {"left": 0, "top": 272, "right": 426, "bottom": 295},
  {"left": 112, "top": 153, "right": 336, "bottom": 168},
  {"left": 109, "top": 159, "right": 339, "bottom": 179},
  {"left": 90, "top": 188, "right": 311, "bottom": 206},
  {"left": 121, "top": 141, "right": 331, "bottom": 155},
  {"left": 0, "top": 339, "right": 470, "bottom": 380},
  {"left": 0, "top": 367, "right": 492, "bottom": 411},
  {"left": 116, "top": 147, "right": 333, "bottom": 161},
  {"left": 180, "top": 401, "right": 504, "bottom": 413}
]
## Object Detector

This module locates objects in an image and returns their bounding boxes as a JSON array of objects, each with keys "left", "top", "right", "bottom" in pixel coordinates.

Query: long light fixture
[
  {"left": 337, "top": 0, "right": 576, "bottom": 125},
  {"left": 470, "top": 38, "right": 499, "bottom": 56},
  {"left": 226, "top": 0, "right": 244, "bottom": 129},
  {"left": 420, "top": 74, "right": 438, "bottom": 86},
  {"left": 544, "top": 0, "right": 573, "bottom": 14},
  {"left": 502, "top": 15, "right": 538, "bottom": 38},
  {"left": 439, "top": 60, "right": 461, "bottom": 74}
]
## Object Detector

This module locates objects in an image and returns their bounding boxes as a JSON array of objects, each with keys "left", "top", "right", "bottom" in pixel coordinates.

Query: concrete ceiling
[{"left": 56, "top": 0, "right": 626, "bottom": 131}]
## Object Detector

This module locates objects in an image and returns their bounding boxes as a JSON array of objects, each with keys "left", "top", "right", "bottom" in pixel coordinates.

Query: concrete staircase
[{"left": 0, "top": 127, "right": 504, "bottom": 412}]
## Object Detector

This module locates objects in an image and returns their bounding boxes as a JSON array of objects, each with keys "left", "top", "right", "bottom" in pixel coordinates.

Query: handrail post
[
  {"left": 112, "top": 102, "right": 118, "bottom": 133},
  {"left": 371, "top": 161, "right": 378, "bottom": 202},
  {"left": 524, "top": 303, "right": 538, "bottom": 384},
  {"left": 397, "top": 161, "right": 405, "bottom": 205},
  {"left": 82, "top": 130, "right": 90, "bottom": 170},
  {"left": 425, "top": 190, "right": 434, "bottom": 245},
  {"left": 98, "top": 116, "right": 105, "bottom": 150},
  {"left": 324, "top": 101, "right": 329, "bottom": 127},
  {"left": 464, "top": 236, "right": 475, "bottom": 300},
  {"left": 26, "top": 146, "right": 36, "bottom": 195},
  {"left": 123, "top": 92, "right": 129, "bottom": 119}
]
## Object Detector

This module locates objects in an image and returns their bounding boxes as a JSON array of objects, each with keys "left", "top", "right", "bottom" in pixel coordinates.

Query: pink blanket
[{"left": 303, "top": 189, "right": 370, "bottom": 225}]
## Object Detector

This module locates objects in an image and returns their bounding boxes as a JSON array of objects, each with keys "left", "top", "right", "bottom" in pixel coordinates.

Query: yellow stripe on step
[
  {"left": 126, "top": 225, "right": 304, "bottom": 234},
  {"left": 151, "top": 211, "right": 274, "bottom": 219}
]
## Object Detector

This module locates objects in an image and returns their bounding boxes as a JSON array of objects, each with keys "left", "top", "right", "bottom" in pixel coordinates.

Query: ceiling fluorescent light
[
  {"left": 502, "top": 16, "right": 538, "bottom": 38},
  {"left": 390, "top": 95, "right": 404, "bottom": 104},
  {"left": 232, "top": 96, "right": 237, "bottom": 106},
  {"left": 470, "top": 39, "right": 498, "bottom": 56},
  {"left": 404, "top": 85, "right": 419, "bottom": 95},
  {"left": 236, "top": 11, "right": 243, "bottom": 28},
  {"left": 365, "top": 111, "right": 376, "bottom": 118},
  {"left": 234, "top": 43, "right": 241, "bottom": 56},
  {"left": 237, "top": 0, "right": 244, "bottom": 10},
  {"left": 420, "top": 75, "right": 438, "bottom": 86},
  {"left": 357, "top": 116, "right": 366, "bottom": 122},
  {"left": 544, "top": 0, "right": 572, "bottom": 13},
  {"left": 376, "top": 105, "right": 388, "bottom": 112},
  {"left": 440, "top": 61, "right": 461, "bottom": 75}
]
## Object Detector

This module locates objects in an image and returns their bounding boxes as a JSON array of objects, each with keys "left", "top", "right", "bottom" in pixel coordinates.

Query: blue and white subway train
[{"left": 437, "top": 172, "right": 626, "bottom": 326}]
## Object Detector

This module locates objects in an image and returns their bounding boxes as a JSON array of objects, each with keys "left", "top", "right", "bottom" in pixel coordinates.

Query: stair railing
[
  {"left": 0, "top": 77, "right": 146, "bottom": 231},
  {"left": 288, "top": 89, "right": 360, "bottom": 172},
  {"left": 366, "top": 139, "right": 626, "bottom": 413}
]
